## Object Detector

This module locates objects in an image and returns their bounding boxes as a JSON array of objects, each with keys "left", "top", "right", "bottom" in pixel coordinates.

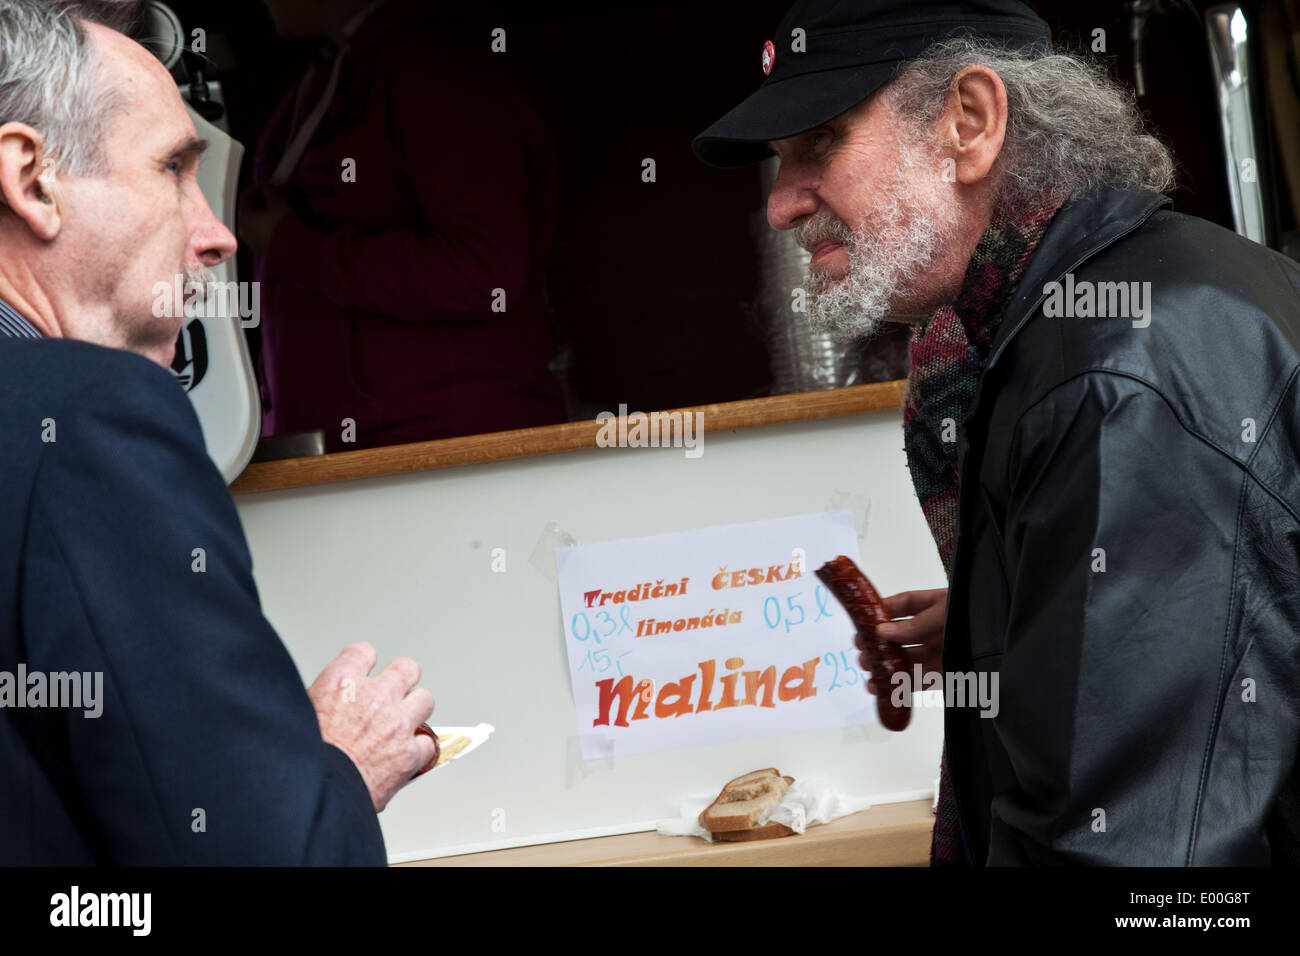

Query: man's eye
[{"left": 810, "top": 130, "right": 831, "bottom": 151}]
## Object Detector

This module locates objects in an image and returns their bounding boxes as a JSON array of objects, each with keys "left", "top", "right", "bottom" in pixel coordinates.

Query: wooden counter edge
[
  {"left": 395, "top": 798, "right": 933, "bottom": 867},
  {"left": 231, "top": 380, "right": 907, "bottom": 496}
]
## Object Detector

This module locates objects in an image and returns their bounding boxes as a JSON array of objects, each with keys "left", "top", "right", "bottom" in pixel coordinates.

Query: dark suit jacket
[{"left": 0, "top": 338, "right": 386, "bottom": 864}]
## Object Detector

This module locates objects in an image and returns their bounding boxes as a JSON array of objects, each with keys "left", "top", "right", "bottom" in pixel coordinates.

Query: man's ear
[
  {"left": 941, "top": 65, "right": 1007, "bottom": 187},
  {"left": 0, "top": 122, "right": 63, "bottom": 240}
]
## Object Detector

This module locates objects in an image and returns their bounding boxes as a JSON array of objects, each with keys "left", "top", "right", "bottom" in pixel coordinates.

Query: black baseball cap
[{"left": 693, "top": 0, "right": 1052, "bottom": 168}]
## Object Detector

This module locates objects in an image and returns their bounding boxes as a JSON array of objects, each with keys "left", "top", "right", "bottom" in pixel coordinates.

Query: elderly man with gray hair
[
  {"left": 0, "top": 0, "right": 436, "bottom": 864},
  {"left": 696, "top": 0, "right": 1300, "bottom": 865}
]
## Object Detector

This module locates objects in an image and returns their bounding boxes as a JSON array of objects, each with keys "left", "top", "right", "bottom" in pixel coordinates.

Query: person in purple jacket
[{"left": 241, "top": 0, "right": 568, "bottom": 452}]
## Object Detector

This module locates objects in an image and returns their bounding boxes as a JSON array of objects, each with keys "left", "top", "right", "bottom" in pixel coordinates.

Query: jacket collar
[{"left": 962, "top": 188, "right": 1172, "bottom": 426}]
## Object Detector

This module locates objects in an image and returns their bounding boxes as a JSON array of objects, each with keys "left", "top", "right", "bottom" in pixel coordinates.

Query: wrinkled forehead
[{"left": 83, "top": 21, "right": 196, "bottom": 161}]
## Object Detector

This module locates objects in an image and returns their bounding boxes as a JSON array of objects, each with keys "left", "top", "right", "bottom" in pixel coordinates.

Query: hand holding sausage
[{"left": 859, "top": 587, "right": 948, "bottom": 694}]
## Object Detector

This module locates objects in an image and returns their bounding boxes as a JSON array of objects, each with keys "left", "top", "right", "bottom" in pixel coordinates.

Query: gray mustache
[{"left": 796, "top": 215, "right": 854, "bottom": 255}]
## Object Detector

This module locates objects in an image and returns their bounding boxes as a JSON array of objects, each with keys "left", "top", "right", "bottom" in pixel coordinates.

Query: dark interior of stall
[{"left": 157, "top": 0, "right": 1298, "bottom": 429}]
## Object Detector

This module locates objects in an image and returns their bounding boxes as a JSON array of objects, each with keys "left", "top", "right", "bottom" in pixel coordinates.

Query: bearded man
[{"left": 696, "top": 0, "right": 1300, "bottom": 865}]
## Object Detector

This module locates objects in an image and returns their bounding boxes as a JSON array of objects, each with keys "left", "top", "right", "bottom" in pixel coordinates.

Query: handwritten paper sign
[{"left": 554, "top": 511, "right": 875, "bottom": 760}]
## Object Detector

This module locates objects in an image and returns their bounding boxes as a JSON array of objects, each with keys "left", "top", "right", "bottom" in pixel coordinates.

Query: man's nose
[
  {"left": 192, "top": 194, "right": 238, "bottom": 267},
  {"left": 766, "top": 161, "right": 818, "bottom": 232}
]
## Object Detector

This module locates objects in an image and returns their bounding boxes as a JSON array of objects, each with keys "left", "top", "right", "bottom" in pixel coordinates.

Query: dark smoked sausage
[{"left": 815, "top": 555, "right": 911, "bottom": 731}]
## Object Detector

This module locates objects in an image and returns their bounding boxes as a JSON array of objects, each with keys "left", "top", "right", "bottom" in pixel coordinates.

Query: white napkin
[{"left": 656, "top": 777, "right": 874, "bottom": 842}]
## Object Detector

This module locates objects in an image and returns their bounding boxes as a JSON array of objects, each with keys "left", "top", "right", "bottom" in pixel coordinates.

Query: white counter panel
[{"left": 234, "top": 410, "right": 947, "bottom": 862}]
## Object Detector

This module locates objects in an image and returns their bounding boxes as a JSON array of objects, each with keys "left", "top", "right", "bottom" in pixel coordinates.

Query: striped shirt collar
[{"left": 0, "top": 299, "right": 42, "bottom": 339}]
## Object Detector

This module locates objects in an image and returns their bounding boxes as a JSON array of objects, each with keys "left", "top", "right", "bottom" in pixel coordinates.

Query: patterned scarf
[{"left": 901, "top": 193, "right": 1065, "bottom": 865}]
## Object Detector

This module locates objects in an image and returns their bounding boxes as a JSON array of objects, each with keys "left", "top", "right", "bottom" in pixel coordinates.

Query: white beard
[{"left": 802, "top": 139, "right": 962, "bottom": 342}]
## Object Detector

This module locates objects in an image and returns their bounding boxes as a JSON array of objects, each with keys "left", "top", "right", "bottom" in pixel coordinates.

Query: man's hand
[
  {"left": 857, "top": 588, "right": 948, "bottom": 695},
  {"left": 237, "top": 182, "right": 292, "bottom": 257},
  {"left": 307, "top": 642, "right": 436, "bottom": 812}
]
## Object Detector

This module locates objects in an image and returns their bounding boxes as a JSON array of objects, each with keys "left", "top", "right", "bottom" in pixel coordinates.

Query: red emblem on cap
[{"left": 762, "top": 40, "right": 775, "bottom": 76}]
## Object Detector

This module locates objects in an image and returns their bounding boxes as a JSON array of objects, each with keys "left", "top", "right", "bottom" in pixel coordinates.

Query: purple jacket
[{"left": 251, "top": 2, "right": 566, "bottom": 451}]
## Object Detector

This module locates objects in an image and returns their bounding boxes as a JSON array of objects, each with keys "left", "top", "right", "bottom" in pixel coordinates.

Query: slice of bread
[
  {"left": 713, "top": 822, "right": 797, "bottom": 842},
  {"left": 716, "top": 768, "right": 785, "bottom": 803},
  {"left": 699, "top": 768, "right": 795, "bottom": 833}
]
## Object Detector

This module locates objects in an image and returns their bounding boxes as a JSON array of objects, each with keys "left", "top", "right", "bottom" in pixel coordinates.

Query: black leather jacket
[{"left": 943, "top": 188, "right": 1300, "bottom": 865}]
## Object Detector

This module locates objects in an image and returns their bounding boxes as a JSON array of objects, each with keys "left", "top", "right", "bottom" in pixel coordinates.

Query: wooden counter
[
  {"left": 231, "top": 380, "right": 906, "bottom": 495},
  {"left": 397, "top": 798, "right": 933, "bottom": 867}
]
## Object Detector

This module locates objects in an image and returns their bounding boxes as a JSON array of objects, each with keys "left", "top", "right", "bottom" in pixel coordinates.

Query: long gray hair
[
  {"left": 0, "top": 0, "right": 123, "bottom": 177},
  {"left": 884, "top": 36, "right": 1177, "bottom": 209}
]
